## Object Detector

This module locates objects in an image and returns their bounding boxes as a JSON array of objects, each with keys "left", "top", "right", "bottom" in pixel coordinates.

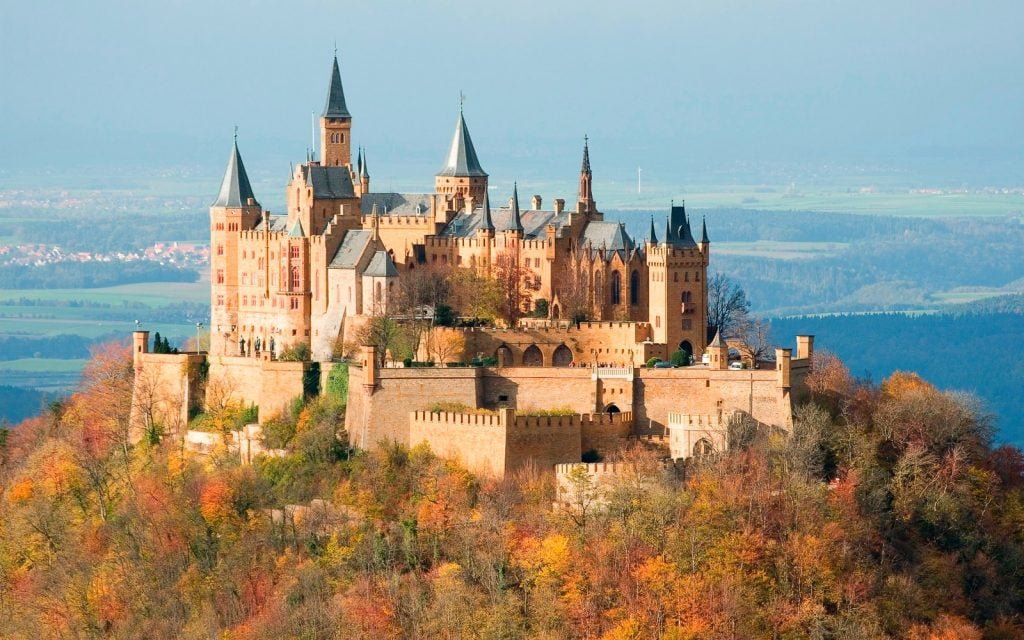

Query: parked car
[
  {"left": 729, "top": 361, "right": 744, "bottom": 370},
  {"left": 654, "top": 361, "right": 675, "bottom": 368}
]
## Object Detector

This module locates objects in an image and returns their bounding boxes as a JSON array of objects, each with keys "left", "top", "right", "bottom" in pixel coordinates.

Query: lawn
[{"left": 0, "top": 278, "right": 209, "bottom": 307}]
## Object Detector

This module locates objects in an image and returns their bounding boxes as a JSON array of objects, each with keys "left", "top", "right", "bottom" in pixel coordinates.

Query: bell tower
[{"left": 320, "top": 54, "right": 352, "bottom": 167}]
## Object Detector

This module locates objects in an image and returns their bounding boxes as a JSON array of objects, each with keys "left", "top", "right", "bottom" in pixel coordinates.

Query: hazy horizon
[{"left": 2, "top": 0, "right": 1023, "bottom": 189}]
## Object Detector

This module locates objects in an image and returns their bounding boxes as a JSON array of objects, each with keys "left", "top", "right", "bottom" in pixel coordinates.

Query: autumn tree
[{"left": 494, "top": 249, "right": 533, "bottom": 326}]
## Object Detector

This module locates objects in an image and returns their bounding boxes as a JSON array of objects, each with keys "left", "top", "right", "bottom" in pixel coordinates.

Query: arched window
[
  {"left": 291, "top": 267, "right": 300, "bottom": 289},
  {"left": 523, "top": 345, "right": 543, "bottom": 367},
  {"left": 375, "top": 282, "right": 382, "bottom": 303},
  {"left": 610, "top": 271, "right": 621, "bottom": 305},
  {"left": 630, "top": 270, "right": 640, "bottom": 305}
]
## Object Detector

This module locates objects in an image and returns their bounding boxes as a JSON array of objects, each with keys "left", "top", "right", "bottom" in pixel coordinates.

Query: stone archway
[
  {"left": 679, "top": 340, "right": 693, "bottom": 360},
  {"left": 693, "top": 437, "right": 714, "bottom": 460},
  {"left": 495, "top": 345, "right": 513, "bottom": 367},
  {"left": 604, "top": 403, "right": 621, "bottom": 414},
  {"left": 522, "top": 345, "right": 543, "bottom": 367},
  {"left": 552, "top": 344, "right": 573, "bottom": 367}
]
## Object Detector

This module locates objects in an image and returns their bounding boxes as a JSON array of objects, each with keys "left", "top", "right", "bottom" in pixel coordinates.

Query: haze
[{"left": 2, "top": 0, "right": 1022, "bottom": 188}]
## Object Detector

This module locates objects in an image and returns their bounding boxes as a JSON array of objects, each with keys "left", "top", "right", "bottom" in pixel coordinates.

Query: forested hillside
[
  {"left": 771, "top": 306, "right": 1024, "bottom": 446},
  {"left": 2, "top": 345, "right": 1023, "bottom": 638}
]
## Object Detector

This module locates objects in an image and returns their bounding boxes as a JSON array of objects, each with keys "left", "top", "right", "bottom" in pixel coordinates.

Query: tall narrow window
[
  {"left": 610, "top": 271, "right": 622, "bottom": 305},
  {"left": 630, "top": 270, "right": 640, "bottom": 305},
  {"left": 291, "top": 267, "right": 300, "bottom": 289}
]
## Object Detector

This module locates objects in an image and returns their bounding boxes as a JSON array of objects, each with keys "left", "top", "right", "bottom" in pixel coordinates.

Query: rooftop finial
[
  {"left": 459, "top": 90, "right": 465, "bottom": 114},
  {"left": 233, "top": 125, "right": 238, "bottom": 143},
  {"left": 333, "top": 40, "right": 337, "bottom": 58}
]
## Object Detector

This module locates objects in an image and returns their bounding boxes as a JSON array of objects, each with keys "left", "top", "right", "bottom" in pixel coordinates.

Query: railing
[{"left": 591, "top": 366, "right": 634, "bottom": 381}]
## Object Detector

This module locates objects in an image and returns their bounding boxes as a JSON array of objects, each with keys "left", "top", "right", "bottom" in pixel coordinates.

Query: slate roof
[
  {"left": 288, "top": 220, "right": 305, "bottom": 238},
  {"left": 364, "top": 250, "right": 399, "bottom": 277},
  {"left": 212, "top": 141, "right": 258, "bottom": 208},
  {"left": 322, "top": 56, "right": 351, "bottom": 119},
  {"left": 267, "top": 216, "right": 289, "bottom": 232},
  {"left": 581, "top": 221, "right": 635, "bottom": 252},
  {"left": 329, "top": 229, "right": 372, "bottom": 269},
  {"left": 440, "top": 205, "right": 572, "bottom": 239},
  {"left": 360, "top": 192, "right": 433, "bottom": 216},
  {"left": 301, "top": 165, "right": 355, "bottom": 199},
  {"left": 437, "top": 110, "right": 487, "bottom": 177}
]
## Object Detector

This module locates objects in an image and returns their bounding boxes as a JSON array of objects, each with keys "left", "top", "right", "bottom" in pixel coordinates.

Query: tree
[
  {"left": 357, "top": 316, "right": 403, "bottom": 367},
  {"left": 554, "top": 247, "right": 591, "bottom": 323},
  {"left": 736, "top": 313, "right": 773, "bottom": 367},
  {"left": 448, "top": 268, "right": 501, "bottom": 323},
  {"left": 494, "top": 250, "right": 532, "bottom": 326},
  {"left": 426, "top": 329, "right": 465, "bottom": 364},
  {"left": 707, "top": 272, "right": 750, "bottom": 338}
]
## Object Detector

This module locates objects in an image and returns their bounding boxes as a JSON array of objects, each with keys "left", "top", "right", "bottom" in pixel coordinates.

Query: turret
[
  {"left": 506, "top": 182, "right": 524, "bottom": 236},
  {"left": 359, "top": 147, "right": 370, "bottom": 193},
  {"left": 320, "top": 54, "right": 353, "bottom": 167},
  {"left": 435, "top": 102, "right": 488, "bottom": 202}
]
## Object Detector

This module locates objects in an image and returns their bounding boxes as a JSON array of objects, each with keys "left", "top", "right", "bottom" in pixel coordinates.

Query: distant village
[{"left": 0, "top": 241, "right": 209, "bottom": 270}]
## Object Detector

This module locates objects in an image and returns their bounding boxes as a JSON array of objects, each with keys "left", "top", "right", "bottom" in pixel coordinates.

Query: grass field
[
  {"left": 713, "top": 241, "right": 849, "bottom": 260},
  {"left": 0, "top": 278, "right": 209, "bottom": 307}
]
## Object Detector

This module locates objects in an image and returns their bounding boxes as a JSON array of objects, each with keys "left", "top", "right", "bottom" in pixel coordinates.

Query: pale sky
[{"left": 2, "top": 0, "right": 1022, "bottom": 187}]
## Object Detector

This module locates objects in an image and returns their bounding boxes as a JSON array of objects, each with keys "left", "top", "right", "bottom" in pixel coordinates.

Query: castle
[{"left": 130, "top": 54, "right": 815, "bottom": 478}]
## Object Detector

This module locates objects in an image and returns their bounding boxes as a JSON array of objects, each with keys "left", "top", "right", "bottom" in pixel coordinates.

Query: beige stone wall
[
  {"left": 131, "top": 352, "right": 205, "bottom": 439},
  {"left": 634, "top": 368, "right": 793, "bottom": 434},
  {"left": 408, "top": 410, "right": 508, "bottom": 477},
  {"left": 505, "top": 415, "right": 582, "bottom": 475},
  {"left": 205, "top": 355, "right": 310, "bottom": 423},
  {"left": 580, "top": 412, "right": 634, "bottom": 457}
]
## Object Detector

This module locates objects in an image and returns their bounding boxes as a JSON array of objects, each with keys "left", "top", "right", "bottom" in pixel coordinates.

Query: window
[
  {"left": 291, "top": 267, "right": 300, "bottom": 289},
  {"left": 655, "top": 315, "right": 661, "bottom": 328},
  {"left": 610, "top": 271, "right": 621, "bottom": 305},
  {"left": 216, "top": 244, "right": 224, "bottom": 256},
  {"left": 673, "top": 272, "right": 678, "bottom": 282},
  {"left": 290, "top": 245, "right": 300, "bottom": 259},
  {"left": 681, "top": 291, "right": 693, "bottom": 303},
  {"left": 216, "top": 295, "right": 224, "bottom": 306},
  {"left": 242, "top": 295, "right": 248, "bottom": 306},
  {"left": 290, "top": 297, "right": 299, "bottom": 310},
  {"left": 630, "top": 270, "right": 639, "bottom": 305},
  {"left": 216, "top": 270, "right": 225, "bottom": 284}
]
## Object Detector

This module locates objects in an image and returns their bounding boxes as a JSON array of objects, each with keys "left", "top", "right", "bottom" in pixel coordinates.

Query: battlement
[
  {"left": 409, "top": 408, "right": 626, "bottom": 431},
  {"left": 554, "top": 461, "right": 633, "bottom": 476}
]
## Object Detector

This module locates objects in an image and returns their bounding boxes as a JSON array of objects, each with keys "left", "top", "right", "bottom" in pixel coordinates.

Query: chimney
[
  {"left": 531, "top": 195, "right": 542, "bottom": 210},
  {"left": 247, "top": 197, "right": 256, "bottom": 206},
  {"left": 554, "top": 198, "right": 565, "bottom": 214}
]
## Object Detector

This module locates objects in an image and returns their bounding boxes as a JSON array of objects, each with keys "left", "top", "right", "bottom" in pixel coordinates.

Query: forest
[{"left": 1, "top": 344, "right": 1023, "bottom": 638}]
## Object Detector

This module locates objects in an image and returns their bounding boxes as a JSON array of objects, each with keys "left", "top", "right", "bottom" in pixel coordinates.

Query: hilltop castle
[{"left": 131, "top": 54, "right": 814, "bottom": 477}]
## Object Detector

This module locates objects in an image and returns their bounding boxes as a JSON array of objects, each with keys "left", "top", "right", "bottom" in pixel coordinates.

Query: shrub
[
  {"left": 670, "top": 350, "right": 690, "bottom": 367},
  {"left": 279, "top": 342, "right": 311, "bottom": 362},
  {"left": 646, "top": 357, "right": 660, "bottom": 368}
]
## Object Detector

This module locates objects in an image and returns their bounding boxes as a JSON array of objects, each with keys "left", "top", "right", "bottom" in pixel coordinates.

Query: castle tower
[
  {"left": 707, "top": 329, "right": 728, "bottom": 370},
  {"left": 435, "top": 104, "right": 488, "bottom": 202},
  {"left": 646, "top": 202, "right": 709, "bottom": 361},
  {"left": 359, "top": 147, "right": 370, "bottom": 193},
  {"left": 577, "top": 136, "right": 597, "bottom": 215},
  {"left": 320, "top": 54, "right": 352, "bottom": 167},
  {"left": 210, "top": 136, "right": 261, "bottom": 357}
]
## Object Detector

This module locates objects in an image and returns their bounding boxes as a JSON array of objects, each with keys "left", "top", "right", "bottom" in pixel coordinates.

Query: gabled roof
[
  {"left": 437, "top": 110, "right": 487, "bottom": 177},
  {"left": 322, "top": 56, "right": 351, "bottom": 119},
  {"left": 212, "top": 140, "right": 258, "bottom": 208},
  {"left": 364, "top": 250, "right": 399, "bottom": 277},
  {"left": 329, "top": 229, "right": 372, "bottom": 268},
  {"left": 360, "top": 192, "right": 433, "bottom": 216},
  {"left": 581, "top": 221, "right": 634, "bottom": 253},
  {"left": 301, "top": 165, "right": 355, "bottom": 199}
]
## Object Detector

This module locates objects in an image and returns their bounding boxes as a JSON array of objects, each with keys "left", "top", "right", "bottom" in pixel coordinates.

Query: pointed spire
[
  {"left": 581, "top": 135, "right": 592, "bottom": 175},
  {"left": 360, "top": 148, "right": 369, "bottom": 178},
  {"left": 212, "top": 135, "right": 257, "bottom": 208},
  {"left": 322, "top": 55, "right": 351, "bottom": 119},
  {"left": 664, "top": 217, "right": 672, "bottom": 246},
  {"left": 356, "top": 147, "right": 363, "bottom": 176},
  {"left": 288, "top": 219, "right": 305, "bottom": 238},
  {"left": 437, "top": 106, "right": 487, "bottom": 177},
  {"left": 648, "top": 215, "right": 658, "bottom": 244},
  {"left": 701, "top": 215, "right": 709, "bottom": 244},
  {"left": 479, "top": 188, "right": 494, "bottom": 232},
  {"left": 709, "top": 328, "right": 724, "bottom": 347},
  {"left": 508, "top": 182, "right": 523, "bottom": 232}
]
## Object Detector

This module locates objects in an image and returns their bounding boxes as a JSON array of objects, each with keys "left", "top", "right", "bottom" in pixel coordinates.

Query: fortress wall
[
  {"left": 480, "top": 367, "right": 596, "bottom": 413},
  {"left": 580, "top": 411, "right": 634, "bottom": 456},
  {"left": 408, "top": 410, "right": 508, "bottom": 477},
  {"left": 505, "top": 413, "right": 582, "bottom": 474},
  {"left": 635, "top": 368, "right": 792, "bottom": 434},
  {"left": 348, "top": 366, "right": 483, "bottom": 450},
  {"left": 206, "top": 355, "right": 309, "bottom": 422},
  {"left": 132, "top": 352, "right": 205, "bottom": 438}
]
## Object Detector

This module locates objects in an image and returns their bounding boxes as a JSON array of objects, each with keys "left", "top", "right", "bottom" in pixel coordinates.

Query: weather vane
[
  {"left": 459, "top": 91, "right": 465, "bottom": 113},
  {"left": 233, "top": 125, "right": 238, "bottom": 142}
]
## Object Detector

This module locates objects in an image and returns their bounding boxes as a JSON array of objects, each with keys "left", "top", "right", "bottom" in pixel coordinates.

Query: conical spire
[
  {"left": 701, "top": 216, "right": 709, "bottom": 244},
  {"left": 478, "top": 188, "right": 494, "bottom": 232},
  {"left": 508, "top": 182, "right": 523, "bottom": 232},
  {"left": 360, "top": 148, "right": 369, "bottom": 178},
  {"left": 648, "top": 215, "right": 658, "bottom": 244},
  {"left": 437, "top": 107, "right": 487, "bottom": 177},
  {"left": 322, "top": 55, "right": 351, "bottom": 119},
  {"left": 709, "top": 328, "right": 724, "bottom": 347},
  {"left": 356, "top": 147, "right": 363, "bottom": 176},
  {"left": 664, "top": 217, "right": 672, "bottom": 245},
  {"left": 212, "top": 134, "right": 257, "bottom": 208}
]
